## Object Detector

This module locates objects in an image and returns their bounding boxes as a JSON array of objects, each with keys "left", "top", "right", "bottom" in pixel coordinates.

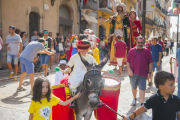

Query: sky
[{"left": 170, "top": 2, "right": 180, "bottom": 37}]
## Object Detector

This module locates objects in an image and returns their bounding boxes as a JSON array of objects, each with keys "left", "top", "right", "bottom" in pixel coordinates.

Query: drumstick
[{"left": 101, "top": 70, "right": 114, "bottom": 74}]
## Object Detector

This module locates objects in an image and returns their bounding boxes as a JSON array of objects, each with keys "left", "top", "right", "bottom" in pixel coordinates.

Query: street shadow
[{"left": 1, "top": 91, "right": 31, "bottom": 105}]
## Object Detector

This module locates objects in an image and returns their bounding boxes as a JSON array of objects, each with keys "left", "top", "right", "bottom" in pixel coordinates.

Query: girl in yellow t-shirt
[{"left": 28, "top": 77, "right": 81, "bottom": 120}]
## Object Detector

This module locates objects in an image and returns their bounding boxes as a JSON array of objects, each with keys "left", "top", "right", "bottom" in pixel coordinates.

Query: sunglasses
[
  {"left": 137, "top": 42, "right": 144, "bottom": 44},
  {"left": 9, "top": 26, "right": 15, "bottom": 30},
  {"left": 44, "top": 31, "right": 48, "bottom": 34}
]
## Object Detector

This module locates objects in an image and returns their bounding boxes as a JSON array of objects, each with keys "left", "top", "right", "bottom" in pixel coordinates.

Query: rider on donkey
[{"left": 64, "top": 39, "right": 102, "bottom": 108}]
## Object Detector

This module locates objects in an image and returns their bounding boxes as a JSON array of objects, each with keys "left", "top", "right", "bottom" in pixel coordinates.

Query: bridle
[{"left": 82, "top": 68, "right": 104, "bottom": 98}]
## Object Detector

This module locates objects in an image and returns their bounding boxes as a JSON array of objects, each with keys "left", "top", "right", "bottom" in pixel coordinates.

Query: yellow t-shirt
[{"left": 28, "top": 94, "right": 60, "bottom": 120}]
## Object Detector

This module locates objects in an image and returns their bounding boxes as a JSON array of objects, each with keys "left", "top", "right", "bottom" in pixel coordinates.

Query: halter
[{"left": 82, "top": 65, "right": 104, "bottom": 96}]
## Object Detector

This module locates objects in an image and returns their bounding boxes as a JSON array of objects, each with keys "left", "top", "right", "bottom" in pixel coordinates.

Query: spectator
[
  {"left": 164, "top": 40, "right": 167, "bottom": 55},
  {"left": 150, "top": 37, "right": 162, "bottom": 86},
  {"left": 64, "top": 36, "right": 71, "bottom": 50},
  {"left": 15, "top": 29, "right": 21, "bottom": 74},
  {"left": 37, "top": 32, "right": 43, "bottom": 39},
  {"left": 17, "top": 38, "right": 53, "bottom": 91},
  {"left": 127, "top": 36, "right": 153, "bottom": 106},
  {"left": 158, "top": 36, "right": 164, "bottom": 52},
  {"left": 6, "top": 26, "right": 22, "bottom": 81},
  {"left": 176, "top": 46, "right": 180, "bottom": 99},
  {"left": 166, "top": 39, "right": 171, "bottom": 56},
  {"left": 48, "top": 32, "right": 56, "bottom": 69},
  {"left": 30, "top": 29, "right": 38, "bottom": 42},
  {"left": 0, "top": 29, "right": 3, "bottom": 70},
  {"left": 40, "top": 29, "right": 53, "bottom": 77},
  {"left": 99, "top": 36, "right": 104, "bottom": 60},
  {"left": 145, "top": 39, "right": 151, "bottom": 51},
  {"left": 122, "top": 71, "right": 180, "bottom": 120},
  {"left": 65, "top": 45, "right": 70, "bottom": 62},
  {"left": 170, "top": 40, "right": 174, "bottom": 54},
  {"left": 178, "top": 40, "right": 180, "bottom": 48},
  {"left": 114, "top": 35, "right": 127, "bottom": 76},
  {"left": 55, "top": 33, "right": 64, "bottom": 63},
  {"left": 54, "top": 60, "right": 67, "bottom": 85},
  {"left": 20, "top": 32, "right": 29, "bottom": 50}
]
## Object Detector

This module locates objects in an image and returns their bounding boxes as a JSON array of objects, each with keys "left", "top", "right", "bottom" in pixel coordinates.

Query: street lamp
[{"left": 176, "top": 1, "right": 180, "bottom": 49}]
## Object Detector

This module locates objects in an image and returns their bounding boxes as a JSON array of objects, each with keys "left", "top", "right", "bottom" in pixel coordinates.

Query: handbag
[{"left": 58, "top": 43, "right": 63, "bottom": 51}]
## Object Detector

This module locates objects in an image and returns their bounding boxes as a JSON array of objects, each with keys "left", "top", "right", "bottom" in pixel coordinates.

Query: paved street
[{"left": 0, "top": 47, "right": 177, "bottom": 120}]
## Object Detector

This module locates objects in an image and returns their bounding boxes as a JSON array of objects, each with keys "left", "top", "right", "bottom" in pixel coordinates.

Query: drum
[
  {"left": 52, "top": 75, "right": 75, "bottom": 120},
  {"left": 94, "top": 76, "right": 121, "bottom": 120}
]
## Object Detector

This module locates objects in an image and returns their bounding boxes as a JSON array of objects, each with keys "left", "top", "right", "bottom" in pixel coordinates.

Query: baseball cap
[{"left": 59, "top": 60, "right": 67, "bottom": 66}]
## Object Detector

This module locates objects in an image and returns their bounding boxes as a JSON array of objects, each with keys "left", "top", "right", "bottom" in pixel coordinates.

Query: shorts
[
  {"left": 0, "top": 51, "right": 2, "bottom": 60},
  {"left": 116, "top": 58, "right": 123, "bottom": 66},
  {"left": 7, "top": 53, "right": 18, "bottom": 65},
  {"left": 40, "top": 54, "right": 50, "bottom": 65},
  {"left": 130, "top": 75, "right": 146, "bottom": 90},
  {"left": 20, "top": 57, "right": 34, "bottom": 74},
  {"left": 152, "top": 61, "right": 161, "bottom": 72},
  {"left": 56, "top": 46, "right": 64, "bottom": 55}
]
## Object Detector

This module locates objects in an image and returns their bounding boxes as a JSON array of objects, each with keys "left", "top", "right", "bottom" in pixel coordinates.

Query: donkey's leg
[{"left": 76, "top": 114, "right": 83, "bottom": 120}]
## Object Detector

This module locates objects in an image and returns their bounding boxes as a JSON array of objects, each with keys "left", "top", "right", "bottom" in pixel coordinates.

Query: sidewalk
[{"left": 0, "top": 63, "right": 58, "bottom": 81}]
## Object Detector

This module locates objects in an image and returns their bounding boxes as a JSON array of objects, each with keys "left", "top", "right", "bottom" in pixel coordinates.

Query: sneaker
[
  {"left": 17, "top": 87, "right": 26, "bottom": 92},
  {"left": 13, "top": 76, "right": 17, "bottom": 81},
  {"left": 9, "top": 73, "right": 14, "bottom": 78},
  {"left": 131, "top": 99, "right": 136, "bottom": 106}
]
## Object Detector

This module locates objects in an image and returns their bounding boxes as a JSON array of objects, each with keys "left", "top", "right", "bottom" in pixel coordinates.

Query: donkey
[{"left": 74, "top": 53, "right": 109, "bottom": 120}]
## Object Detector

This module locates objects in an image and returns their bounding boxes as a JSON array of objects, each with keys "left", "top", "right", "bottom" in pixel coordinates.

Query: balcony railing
[
  {"left": 161, "top": 8, "right": 168, "bottom": 15},
  {"left": 145, "top": 17, "right": 154, "bottom": 26},
  {"left": 83, "top": 0, "right": 97, "bottom": 10},
  {"left": 156, "top": 1, "right": 161, "bottom": 10}
]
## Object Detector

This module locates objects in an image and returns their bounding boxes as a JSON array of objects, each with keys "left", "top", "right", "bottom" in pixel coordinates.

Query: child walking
[
  {"left": 114, "top": 35, "right": 127, "bottom": 76},
  {"left": 122, "top": 71, "right": 180, "bottom": 120},
  {"left": 28, "top": 77, "right": 81, "bottom": 120}
]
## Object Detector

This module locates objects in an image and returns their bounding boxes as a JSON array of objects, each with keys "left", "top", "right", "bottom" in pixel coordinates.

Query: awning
[{"left": 82, "top": 14, "right": 98, "bottom": 23}]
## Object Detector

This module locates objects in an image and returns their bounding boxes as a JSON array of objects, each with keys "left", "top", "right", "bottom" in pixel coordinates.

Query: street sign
[{"left": 146, "top": 0, "right": 156, "bottom": 14}]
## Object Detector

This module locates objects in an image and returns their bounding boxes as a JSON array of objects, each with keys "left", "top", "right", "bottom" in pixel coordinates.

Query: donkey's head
[{"left": 79, "top": 53, "right": 109, "bottom": 108}]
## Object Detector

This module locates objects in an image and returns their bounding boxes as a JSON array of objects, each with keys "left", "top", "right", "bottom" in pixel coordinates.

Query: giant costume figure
[
  {"left": 129, "top": 8, "right": 142, "bottom": 47},
  {"left": 108, "top": 3, "right": 131, "bottom": 66}
]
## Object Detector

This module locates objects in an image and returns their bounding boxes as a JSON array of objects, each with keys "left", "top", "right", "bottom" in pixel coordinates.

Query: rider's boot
[
  {"left": 68, "top": 91, "right": 76, "bottom": 109},
  {"left": 97, "top": 100, "right": 103, "bottom": 107}
]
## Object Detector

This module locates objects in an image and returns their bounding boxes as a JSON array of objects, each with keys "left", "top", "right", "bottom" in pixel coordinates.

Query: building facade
[{"left": 0, "top": 0, "right": 79, "bottom": 68}]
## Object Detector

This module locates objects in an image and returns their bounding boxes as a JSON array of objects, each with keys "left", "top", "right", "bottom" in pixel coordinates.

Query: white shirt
[
  {"left": 54, "top": 71, "right": 66, "bottom": 85},
  {"left": 68, "top": 53, "right": 97, "bottom": 90}
]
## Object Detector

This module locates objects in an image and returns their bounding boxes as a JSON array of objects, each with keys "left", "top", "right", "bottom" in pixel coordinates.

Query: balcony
[
  {"left": 161, "top": 8, "right": 168, "bottom": 15},
  {"left": 83, "top": 0, "right": 97, "bottom": 11},
  {"left": 145, "top": 17, "right": 154, "bottom": 26},
  {"left": 99, "top": 1, "right": 114, "bottom": 15},
  {"left": 156, "top": 1, "right": 161, "bottom": 10}
]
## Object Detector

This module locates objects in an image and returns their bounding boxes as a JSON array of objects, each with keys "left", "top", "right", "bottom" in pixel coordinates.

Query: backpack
[{"left": 151, "top": 44, "right": 163, "bottom": 59}]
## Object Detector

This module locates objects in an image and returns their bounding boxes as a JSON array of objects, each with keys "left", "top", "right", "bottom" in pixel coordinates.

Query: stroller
[{"left": 33, "top": 54, "right": 42, "bottom": 73}]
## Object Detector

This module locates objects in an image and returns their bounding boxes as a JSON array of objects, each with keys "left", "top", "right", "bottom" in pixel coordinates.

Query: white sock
[{"left": 11, "top": 72, "right": 14, "bottom": 74}]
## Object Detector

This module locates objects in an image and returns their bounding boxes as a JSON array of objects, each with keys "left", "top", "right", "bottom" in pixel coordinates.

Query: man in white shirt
[{"left": 6, "top": 26, "right": 22, "bottom": 81}]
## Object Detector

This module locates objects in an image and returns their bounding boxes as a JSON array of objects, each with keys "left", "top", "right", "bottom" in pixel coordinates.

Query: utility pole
[
  {"left": 142, "top": 0, "right": 146, "bottom": 37},
  {"left": 79, "top": 0, "right": 82, "bottom": 34}
]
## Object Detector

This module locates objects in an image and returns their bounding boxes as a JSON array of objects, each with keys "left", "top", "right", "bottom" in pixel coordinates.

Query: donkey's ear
[
  {"left": 78, "top": 52, "right": 93, "bottom": 70},
  {"left": 96, "top": 55, "right": 109, "bottom": 71}
]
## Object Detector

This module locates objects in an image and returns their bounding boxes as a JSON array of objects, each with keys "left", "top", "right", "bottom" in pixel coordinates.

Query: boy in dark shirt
[{"left": 122, "top": 71, "right": 180, "bottom": 120}]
